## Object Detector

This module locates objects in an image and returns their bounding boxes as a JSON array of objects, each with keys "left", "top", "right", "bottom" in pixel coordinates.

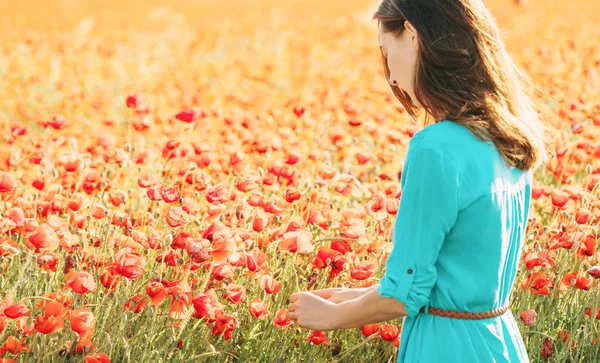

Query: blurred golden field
[{"left": 1, "top": 0, "right": 600, "bottom": 362}]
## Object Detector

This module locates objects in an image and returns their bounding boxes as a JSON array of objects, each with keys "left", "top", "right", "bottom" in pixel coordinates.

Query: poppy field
[{"left": 1, "top": 0, "right": 600, "bottom": 362}]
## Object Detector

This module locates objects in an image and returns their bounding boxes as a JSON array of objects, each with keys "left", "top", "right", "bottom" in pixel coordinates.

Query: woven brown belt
[{"left": 419, "top": 302, "right": 511, "bottom": 320}]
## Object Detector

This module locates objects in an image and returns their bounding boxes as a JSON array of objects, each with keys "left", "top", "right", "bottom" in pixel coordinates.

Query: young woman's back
[{"left": 379, "top": 120, "right": 532, "bottom": 362}]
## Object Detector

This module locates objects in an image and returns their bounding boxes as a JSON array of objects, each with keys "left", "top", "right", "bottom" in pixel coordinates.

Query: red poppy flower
[
  {"left": 260, "top": 275, "right": 281, "bottom": 294},
  {"left": 361, "top": 323, "right": 380, "bottom": 337},
  {"left": 351, "top": 260, "right": 378, "bottom": 280},
  {"left": 550, "top": 189, "right": 570, "bottom": 208},
  {"left": 160, "top": 185, "right": 180, "bottom": 203},
  {"left": 146, "top": 281, "right": 169, "bottom": 306},
  {"left": 561, "top": 271, "right": 595, "bottom": 290},
  {"left": 306, "top": 330, "right": 330, "bottom": 346},
  {"left": 224, "top": 284, "right": 246, "bottom": 304},
  {"left": 90, "top": 204, "right": 108, "bottom": 219},
  {"left": 0, "top": 317, "right": 7, "bottom": 334},
  {"left": 273, "top": 308, "right": 292, "bottom": 329},
  {"left": 4, "top": 303, "right": 31, "bottom": 319},
  {"left": 523, "top": 251, "right": 556, "bottom": 270},
  {"left": 62, "top": 153, "right": 82, "bottom": 172},
  {"left": 521, "top": 271, "right": 554, "bottom": 295},
  {"left": 577, "top": 235, "right": 597, "bottom": 257},
  {"left": 519, "top": 309, "right": 537, "bottom": 326},
  {"left": 175, "top": 107, "right": 202, "bottom": 123},
  {"left": 108, "top": 189, "right": 127, "bottom": 207},
  {"left": 312, "top": 247, "right": 342, "bottom": 269},
  {"left": 248, "top": 299, "right": 269, "bottom": 320},
  {"left": 75, "top": 330, "right": 95, "bottom": 355},
  {"left": 0, "top": 172, "right": 17, "bottom": 193},
  {"left": 124, "top": 294, "right": 148, "bottom": 313},
  {"left": 59, "top": 233, "right": 81, "bottom": 253},
  {"left": 252, "top": 210, "right": 269, "bottom": 231},
  {"left": 169, "top": 294, "right": 190, "bottom": 320},
  {"left": 165, "top": 206, "right": 190, "bottom": 228},
  {"left": 585, "top": 305, "right": 600, "bottom": 319},
  {"left": 34, "top": 314, "right": 64, "bottom": 334},
  {"left": 146, "top": 183, "right": 164, "bottom": 201},
  {"left": 245, "top": 250, "right": 268, "bottom": 272},
  {"left": 15, "top": 316, "right": 35, "bottom": 336},
  {"left": 26, "top": 224, "right": 59, "bottom": 252},
  {"left": 114, "top": 247, "right": 146, "bottom": 280},
  {"left": 588, "top": 266, "right": 600, "bottom": 278},
  {"left": 67, "top": 193, "right": 86, "bottom": 211},
  {"left": 100, "top": 269, "right": 121, "bottom": 293},
  {"left": 211, "top": 263, "right": 234, "bottom": 281},
  {"left": 380, "top": 324, "right": 400, "bottom": 347},
  {"left": 37, "top": 253, "right": 59, "bottom": 272},
  {"left": 43, "top": 301, "right": 69, "bottom": 319},
  {"left": 211, "top": 311, "right": 239, "bottom": 340},
  {"left": 84, "top": 352, "right": 111, "bottom": 363},
  {"left": 284, "top": 187, "right": 302, "bottom": 203},
  {"left": 279, "top": 230, "right": 314, "bottom": 254},
  {"left": 192, "top": 291, "right": 221, "bottom": 322},
  {"left": 293, "top": 106, "right": 305, "bottom": 117},
  {"left": 137, "top": 173, "right": 160, "bottom": 188},
  {"left": 2, "top": 335, "right": 28, "bottom": 355},
  {"left": 541, "top": 338, "right": 553, "bottom": 361},
  {"left": 70, "top": 308, "right": 96, "bottom": 334},
  {"left": 331, "top": 240, "right": 352, "bottom": 254},
  {"left": 236, "top": 178, "right": 258, "bottom": 193},
  {"left": 205, "top": 184, "right": 230, "bottom": 204},
  {"left": 126, "top": 93, "right": 142, "bottom": 108},
  {"left": 64, "top": 271, "right": 97, "bottom": 294}
]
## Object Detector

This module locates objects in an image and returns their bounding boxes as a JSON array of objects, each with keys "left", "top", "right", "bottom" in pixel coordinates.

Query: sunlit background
[{"left": 1, "top": 0, "right": 600, "bottom": 362}]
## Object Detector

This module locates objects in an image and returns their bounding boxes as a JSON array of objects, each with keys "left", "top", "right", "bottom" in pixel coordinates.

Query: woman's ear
[{"left": 404, "top": 21, "right": 418, "bottom": 46}]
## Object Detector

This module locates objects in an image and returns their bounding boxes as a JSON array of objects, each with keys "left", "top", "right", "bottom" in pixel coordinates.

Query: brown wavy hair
[{"left": 373, "top": 0, "right": 553, "bottom": 171}]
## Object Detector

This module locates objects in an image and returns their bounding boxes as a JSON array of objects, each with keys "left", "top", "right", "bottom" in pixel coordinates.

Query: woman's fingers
[
  {"left": 308, "top": 288, "right": 343, "bottom": 299},
  {"left": 288, "top": 302, "right": 297, "bottom": 312},
  {"left": 308, "top": 290, "right": 332, "bottom": 299},
  {"left": 288, "top": 311, "right": 298, "bottom": 321},
  {"left": 289, "top": 292, "right": 300, "bottom": 303},
  {"left": 328, "top": 294, "right": 342, "bottom": 304}
]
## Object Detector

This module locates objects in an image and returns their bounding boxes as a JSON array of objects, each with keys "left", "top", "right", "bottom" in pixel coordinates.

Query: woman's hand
[
  {"left": 288, "top": 285, "right": 406, "bottom": 331},
  {"left": 287, "top": 291, "right": 340, "bottom": 331},
  {"left": 309, "top": 287, "right": 371, "bottom": 304}
]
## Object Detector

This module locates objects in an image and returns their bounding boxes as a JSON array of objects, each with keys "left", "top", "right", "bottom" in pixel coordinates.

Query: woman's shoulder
[
  {"left": 407, "top": 119, "right": 482, "bottom": 160},
  {"left": 405, "top": 119, "right": 532, "bottom": 207},
  {"left": 409, "top": 119, "right": 477, "bottom": 147}
]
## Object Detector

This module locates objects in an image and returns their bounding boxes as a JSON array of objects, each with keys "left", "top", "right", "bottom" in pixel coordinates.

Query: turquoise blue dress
[{"left": 378, "top": 120, "right": 532, "bottom": 362}]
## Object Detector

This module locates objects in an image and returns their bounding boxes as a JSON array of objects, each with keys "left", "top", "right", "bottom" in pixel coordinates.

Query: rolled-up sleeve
[{"left": 378, "top": 143, "right": 460, "bottom": 318}]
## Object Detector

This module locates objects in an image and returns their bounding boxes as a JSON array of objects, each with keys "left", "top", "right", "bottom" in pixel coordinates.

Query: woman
[{"left": 287, "top": 0, "right": 552, "bottom": 362}]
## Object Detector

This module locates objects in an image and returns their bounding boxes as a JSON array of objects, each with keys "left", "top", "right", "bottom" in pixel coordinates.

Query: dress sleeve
[{"left": 377, "top": 143, "right": 460, "bottom": 318}]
